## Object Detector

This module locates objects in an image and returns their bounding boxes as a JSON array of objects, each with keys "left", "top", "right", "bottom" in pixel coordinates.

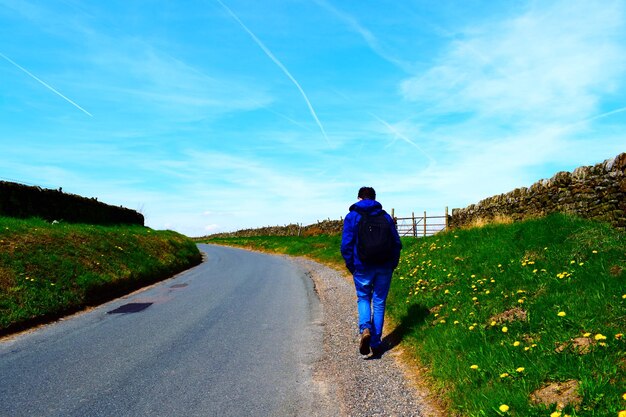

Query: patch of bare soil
[
  {"left": 554, "top": 337, "right": 593, "bottom": 354},
  {"left": 530, "top": 380, "right": 581, "bottom": 411},
  {"left": 489, "top": 307, "right": 527, "bottom": 324}
]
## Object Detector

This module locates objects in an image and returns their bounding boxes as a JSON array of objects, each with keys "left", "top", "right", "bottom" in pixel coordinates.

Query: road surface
[{"left": 0, "top": 244, "right": 333, "bottom": 417}]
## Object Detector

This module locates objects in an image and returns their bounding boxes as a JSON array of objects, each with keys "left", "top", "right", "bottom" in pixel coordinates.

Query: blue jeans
[{"left": 353, "top": 266, "right": 393, "bottom": 349}]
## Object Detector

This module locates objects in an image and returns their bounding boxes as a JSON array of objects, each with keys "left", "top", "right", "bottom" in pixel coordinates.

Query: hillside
[
  {"left": 0, "top": 216, "right": 201, "bottom": 336},
  {"left": 203, "top": 213, "right": 626, "bottom": 416}
]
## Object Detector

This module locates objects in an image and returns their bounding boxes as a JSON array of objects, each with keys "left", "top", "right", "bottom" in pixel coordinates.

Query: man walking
[{"left": 341, "top": 187, "right": 402, "bottom": 357}]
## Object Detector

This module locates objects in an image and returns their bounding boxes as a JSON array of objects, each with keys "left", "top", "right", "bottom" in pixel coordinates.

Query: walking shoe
[
  {"left": 359, "top": 328, "right": 371, "bottom": 355},
  {"left": 371, "top": 345, "right": 385, "bottom": 358}
]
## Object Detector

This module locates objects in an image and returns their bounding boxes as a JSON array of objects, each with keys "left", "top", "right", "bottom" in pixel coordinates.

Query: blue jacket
[{"left": 340, "top": 199, "right": 402, "bottom": 273}]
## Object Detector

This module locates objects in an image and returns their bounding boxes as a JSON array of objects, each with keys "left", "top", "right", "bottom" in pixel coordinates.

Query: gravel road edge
[{"left": 291, "top": 256, "right": 446, "bottom": 417}]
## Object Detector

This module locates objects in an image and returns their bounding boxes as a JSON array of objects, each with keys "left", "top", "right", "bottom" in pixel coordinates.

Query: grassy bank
[
  {"left": 202, "top": 214, "right": 625, "bottom": 416},
  {"left": 0, "top": 216, "right": 201, "bottom": 336}
]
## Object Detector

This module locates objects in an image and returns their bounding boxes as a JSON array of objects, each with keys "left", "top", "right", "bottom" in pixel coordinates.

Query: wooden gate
[{"left": 391, "top": 207, "right": 449, "bottom": 238}]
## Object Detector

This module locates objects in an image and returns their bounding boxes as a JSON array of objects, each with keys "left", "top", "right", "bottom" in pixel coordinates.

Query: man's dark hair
[{"left": 358, "top": 186, "right": 376, "bottom": 200}]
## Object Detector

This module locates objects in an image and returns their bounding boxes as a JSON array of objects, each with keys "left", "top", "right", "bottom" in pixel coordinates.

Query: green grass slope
[
  {"left": 203, "top": 213, "right": 626, "bottom": 416},
  {"left": 0, "top": 216, "right": 201, "bottom": 336}
]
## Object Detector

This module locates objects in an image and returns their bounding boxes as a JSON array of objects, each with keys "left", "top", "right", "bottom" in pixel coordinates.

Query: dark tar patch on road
[{"left": 107, "top": 303, "right": 153, "bottom": 314}]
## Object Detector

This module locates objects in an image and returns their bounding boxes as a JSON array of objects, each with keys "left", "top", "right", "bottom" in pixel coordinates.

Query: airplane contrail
[
  {"left": 312, "top": 0, "right": 413, "bottom": 73},
  {"left": 372, "top": 114, "right": 435, "bottom": 163},
  {"left": 584, "top": 106, "right": 626, "bottom": 123},
  {"left": 0, "top": 52, "right": 92, "bottom": 117},
  {"left": 215, "top": 0, "right": 330, "bottom": 145}
]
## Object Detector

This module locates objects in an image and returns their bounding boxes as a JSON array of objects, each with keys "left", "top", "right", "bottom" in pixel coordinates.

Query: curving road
[{"left": 0, "top": 244, "right": 333, "bottom": 417}]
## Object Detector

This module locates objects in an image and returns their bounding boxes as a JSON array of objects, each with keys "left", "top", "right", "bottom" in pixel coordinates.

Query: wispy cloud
[
  {"left": 0, "top": 52, "right": 92, "bottom": 116},
  {"left": 215, "top": 0, "right": 330, "bottom": 145},
  {"left": 400, "top": 0, "right": 626, "bottom": 124}
]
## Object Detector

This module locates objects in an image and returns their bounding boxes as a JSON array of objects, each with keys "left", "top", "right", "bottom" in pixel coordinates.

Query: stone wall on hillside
[
  {"left": 204, "top": 218, "right": 344, "bottom": 238},
  {"left": 450, "top": 152, "right": 626, "bottom": 229},
  {"left": 0, "top": 181, "right": 144, "bottom": 226}
]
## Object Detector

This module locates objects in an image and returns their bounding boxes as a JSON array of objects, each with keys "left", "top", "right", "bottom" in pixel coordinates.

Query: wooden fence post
[
  {"left": 423, "top": 211, "right": 427, "bottom": 237},
  {"left": 445, "top": 206, "right": 449, "bottom": 230},
  {"left": 411, "top": 212, "right": 416, "bottom": 238}
]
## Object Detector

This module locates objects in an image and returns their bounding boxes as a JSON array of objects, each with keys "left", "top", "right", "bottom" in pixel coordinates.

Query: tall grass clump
[{"left": 0, "top": 216, "right": 201, "bottom": 335}]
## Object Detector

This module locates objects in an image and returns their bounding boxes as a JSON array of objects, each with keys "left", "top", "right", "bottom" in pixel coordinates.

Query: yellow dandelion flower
[
  {"left": 469, "top": 326, "right": 475, "bottom": 331},
  {"left": 516, "top": 367, "right": 525, "bottom": 373},
  {"left": 502, "top": 326, "right": 508, "bottom": 333},
  {"left": 622, "top": 392, "right": 626, "bottom": 400},
  {"left": 439, "top": 319, "right": 446, "bottom": 324},
  {"left": 551, "top": 412, "right": 562, "bottom": 417},
  {"left": 615, "top": 333, "right": 623, "bottom": 340},
  {"left": 499, "top": 404, "right": 509, "bottom": 412},
  {"left": 454, "top": 321, "right": 459, "bottom": 325},
  {"left": 472, "top": 297, "right": 478, "bottom": 301},
  {"left": 592, "top": 250, "right": 598, "bottom": 253},
  {"left": 622, "top": 294, "right": 626, "bottom": 299},
  {"left": 485, "top": 290, "right": 491, "bottom": 295},
  {"left": 491, "top": 321, "right": 497, "bottom": 326},
  {"left": 513, "top": 341, "right": 520, "bottom": 347},
  {"left": 570, "top": 260, "right": 576, "bottom": 264},
  {"left": 583, "top": 332, "right": 591, "bottom": 337},
  {"left": 579, "top": 262, "right": 584, "bottom": 266},
  {"left": 557, "top": 311, "right": 566, "bottom": 317},
  {"left": 595, "top": 333, "right": 607, "bottom": 341},
  {"left": 444, "top": 289, "right": 450, "bottom": 294},
  {"left": 518, "top": 299, "right": 524, "bottom": 304},
  {"left": 524, "top": 347, "right": 530, "bottom": 351},
  {"left": 470, "top": 364, "right": 479, "bottom": 370},
  {"left": 500, "top": 372, "right": 509, "bottom": 378},
  {"left": 618, "top": 411, "right": 626, "bottom": 417}
]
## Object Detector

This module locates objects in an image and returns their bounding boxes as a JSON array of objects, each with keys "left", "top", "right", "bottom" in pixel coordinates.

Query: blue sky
[{"left": 1, "top": 0, "right": 625, "bottom": 236}]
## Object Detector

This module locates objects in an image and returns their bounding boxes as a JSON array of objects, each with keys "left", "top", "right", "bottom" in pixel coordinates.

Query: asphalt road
[{"left": 0, "top": 244, "right": 330, "bottom": 417}]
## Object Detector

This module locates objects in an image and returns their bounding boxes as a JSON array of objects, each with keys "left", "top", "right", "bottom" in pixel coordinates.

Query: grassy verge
[
  {"left": 201, "top": 214, "right": 626, "bottom": 416},
  {"left": 202, "top": 234, "right": 343, "bottom": 266},
  {"left": 0, "top": 216, "right": 202, "bottom": 336}
]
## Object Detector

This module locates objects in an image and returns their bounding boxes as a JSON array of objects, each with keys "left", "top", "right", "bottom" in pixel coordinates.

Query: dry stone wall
[
  {"left": 0, "top": 181, "right": 144, "bottom": 226},
  {"left": 205, "top": 218, "right": 344, "bottom": 238},
  {"left": 450, "top": 153, "right": 626, "bottom": 230}
]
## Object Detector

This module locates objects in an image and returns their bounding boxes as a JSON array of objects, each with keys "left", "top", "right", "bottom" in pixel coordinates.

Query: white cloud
[{"left": 401, "top": 0, "right": 626, "bottom": 124}]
